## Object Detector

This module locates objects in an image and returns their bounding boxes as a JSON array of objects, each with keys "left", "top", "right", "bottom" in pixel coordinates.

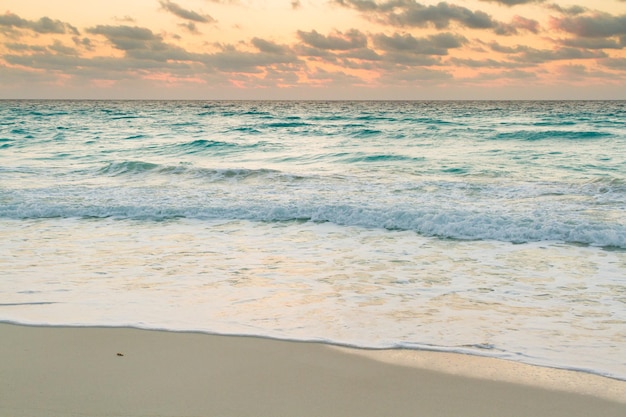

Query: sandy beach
[{"left": 1, "top": 323, "right": 624, "bottom": 417}]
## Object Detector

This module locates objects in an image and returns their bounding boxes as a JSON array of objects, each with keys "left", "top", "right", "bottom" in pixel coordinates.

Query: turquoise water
[{"left": 1, "top": 100, "right": 625, "bottom": 379}]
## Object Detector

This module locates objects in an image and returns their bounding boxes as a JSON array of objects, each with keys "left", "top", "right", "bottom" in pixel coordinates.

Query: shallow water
[{"left": 1, "top": 100, "right": 625, "bottom": 379}]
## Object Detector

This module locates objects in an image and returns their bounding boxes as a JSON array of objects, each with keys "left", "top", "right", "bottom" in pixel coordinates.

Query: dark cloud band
[
  {"left": 159, "top": 0, "right": 215, "bottom": 24},
  {"left": 0, "top": 12, "right": 78, "bottom": 35}
]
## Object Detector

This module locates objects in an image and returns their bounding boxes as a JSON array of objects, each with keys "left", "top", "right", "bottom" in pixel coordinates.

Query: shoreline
[
  {"left": 331, "top": 346, "right": 626, "bottom": 403},
  {"left": 2, "top": 323, "right": 625, "bottom": 417},
  {"left": 2, "top": 320, "right": 624, "bottom": 385}
]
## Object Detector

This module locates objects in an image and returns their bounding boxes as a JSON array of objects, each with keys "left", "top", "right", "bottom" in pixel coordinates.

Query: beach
[
  {"left": 1, "top": 323, "right": 625, "bottom": 417},
  {"left": 2, "top": 101, "right": 625, "bottom": 415}
]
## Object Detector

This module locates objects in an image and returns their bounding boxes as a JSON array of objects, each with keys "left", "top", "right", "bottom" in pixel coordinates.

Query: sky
[{"left": 1, "top": 0, "right": 625, "bottom": 99}]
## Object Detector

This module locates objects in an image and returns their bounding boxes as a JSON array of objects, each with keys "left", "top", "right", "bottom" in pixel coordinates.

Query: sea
[{"left": 1, "top": 100, "right": 625, "bottom": 380}]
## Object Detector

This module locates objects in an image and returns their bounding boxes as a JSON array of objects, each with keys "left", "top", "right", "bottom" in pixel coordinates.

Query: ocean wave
[
  {"left": 180, "top": 139, "right": 237, "bottom": 150},
  {"left": 9, "top": 128, "right": 29, "bottom": 135},
  {"left": 351, "top": 129, "right": 382, "bottom": 138},
  {"left": 169, "top": 139, "right": 266, "bottom": 155},
  {"left": 26, "top": 110, "right": 70, "bottom": 117},
  {"left": 96, "top": 161, "right": 300, "bottom": 182},
  {"left": 3, "top": 199, "right": 624, "bottom": 248},
  {"left": 124, "top": 134, "right": 149, "bottom": 140},
  {"left": 0, "top": 138, "right": 13, "bottom": 149},
  {"left": 493, "top": 130, "right": 612, "bottom": 141},
  {"left": 229, "top": 126, "right": 262, "bottom": 134},
  {"left": 241, "top": 110, "right": 272, "bottom": 116},
  {"left": 108, "top": 115, "right": 143, "bottom": 120},
  {"left": 262, "top": 121, "right": 311, "bottom": 128},
  {"left": 98, "top": 161, "right": 160, "bottom": 176},
  {"left": 2, "top": 100, "right": 625, "bottom": 249},
  {"left": 586, "top": 176, "right": 626, "bottom": 190},
  {"left": 343, "top": 154, "right": 424, "bottom": 163}
]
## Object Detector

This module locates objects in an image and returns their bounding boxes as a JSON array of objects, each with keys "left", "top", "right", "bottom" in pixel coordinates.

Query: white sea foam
[
  {"left": 2, "top": 184, "right": 624, "bottom": 247},
  {"left": 1, "top": 218, "right": 625, "bottom": 379}
]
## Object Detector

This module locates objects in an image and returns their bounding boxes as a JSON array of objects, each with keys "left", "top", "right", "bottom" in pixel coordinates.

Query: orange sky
[{"left": 1, "top": 0, "right": 625, "bottom": 99}]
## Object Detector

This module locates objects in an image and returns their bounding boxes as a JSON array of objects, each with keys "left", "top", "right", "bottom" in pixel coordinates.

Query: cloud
[
  {"left": 345, "top": 47, "right": 383, "bottom": 61},
  {"left": 179, "top": 22, "right": 200, "bottom": 34},
  {"left": 307, "top": 67, "right": 364, "bottom": 84},
  {"left": 549, "top": 11, "right": 626, "bottom": 54},
  {"left": 561, "top": 37, "right": 624, "bottom": 50},
  {"left": 87, "top": 25, "right": 160, "bottom": 49},
  {"left": 554, "top": 64, "right": 623, "bottom": 82},
  {"left": 470, "top": 69, "right": 538, "bottom": 81},
  {"left": 4, "top": 33, "right": 302, "bottom": 82},
  {"left": 378, "top": 66, "right": 452, "bottom": 82},
  {"left": 73, "top": 36, "right": 95, "bottom": 51},
  {"left": 602, "top": 57, "right": 626, "bottom": 70},
  {"left": 509, "top": 16, "right": 539, "bottom": 33},
  {"left": 546, "top": 4, "right": 587, "bottom": 16},
  {"left": 202, "top": 45, "right": 301, "bottom": 73},
  {"left": 159, "top": 0, "right": 215, "bottom": 23},
  {"left": 4, "top": 38, "right": 88, "bottom": 58},
  {"left": 387, "top": 3, "right": 494, "bottom": 30},
  {"left": 552, "top": 12, "right": 626, "bottom": 38},
  {"left": 378, "top": 52, "right": 441, "bottom": 66},
  {"left": 488, "top": 41, "right": 610, "bottom": 63},
  {"left": 0, "top": 64, "right": 56, "bottom": 83},
  {"left": 493, "top": 15, "right": 539, "bottom": 36},
  {"left": 251, "top": 38, "right": 292, "bottom": 55},
  {"left": 3, "top": 3, "right": 623, "bottom": 98},
  {"left": 113, "top": 16, "right": 137, "bottom": 23},
  {"left": 334, "top": 0, "right": 506, "bottom": 33},
  {"left": 48, "top": 40, "right": 78, "bottom": 56},
  {"left": 373, "top": 32, "right": 466, "bottom": 55},
  {"left": 6, "top": 38, "right": 87, "bottom": 56},
  {"left": 0, "top": 12, "right": 79, "bottom": 35},
  {"left": 295, "top": 44, "right": 336, "bottom": 58},
  {"left": 4, "top": 42, "right": 48, "bottom": 52},
  {"left": 477, "top": 0, "right": 544, "bottom": 5},
  {"left": 294, "top": 29, "right": 462, "bottom": 67},
  {"left": 297, "top": 29, "right": 367, "bottom": 50},
  {"left": 5, "top": 53, "right": 122, "bottom": 73},
  {"left": 521, "top": 47, "right": 607, "bottom": 63},
  {"left": 488, "top": 42, "right": 524, "bottom": 54},
  {"left": 448, "top": 57, "right": 524, "bottom": 68},
  {"left": 86, "top": 25, "right": 193, "bottom": 61},
  {"left": 557, "top": 64, "right": 589, "bottom": 76},
  {"left": 334, "top": 0, "right": 542, "bottom": 36},
  {"left": 32, "top": 17, "right": 79, "bottom": 35},
  {"left": 2, "top": 51, "right": 204, "bottom": 93}
]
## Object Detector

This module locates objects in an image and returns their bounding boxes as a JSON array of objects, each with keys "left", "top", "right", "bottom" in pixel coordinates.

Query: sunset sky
[{"left": 1, "top": 0, "right": 625, "bottom": 99}]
